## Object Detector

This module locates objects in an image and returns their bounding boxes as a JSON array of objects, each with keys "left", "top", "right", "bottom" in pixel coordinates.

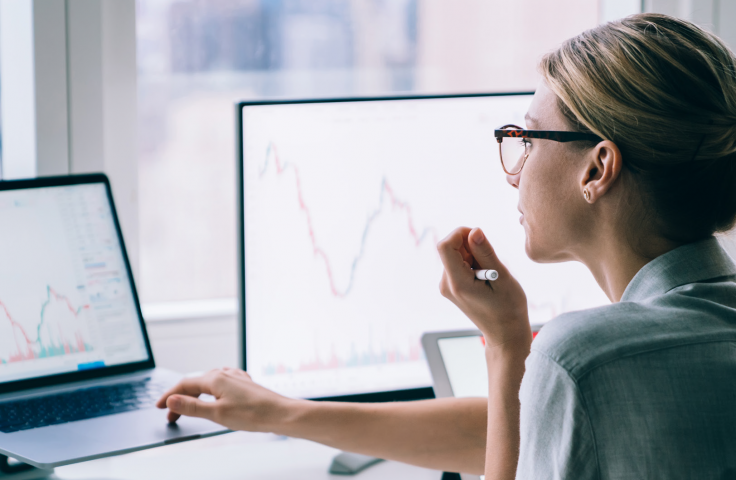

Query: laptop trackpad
[
  {"left": 69, "top": 407, "right": 226, "bottom": 445},
  {"left": 6, "top": 408, "right": 227, "bottom": 468}
]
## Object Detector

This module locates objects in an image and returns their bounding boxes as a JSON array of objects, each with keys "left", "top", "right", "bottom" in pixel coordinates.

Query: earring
[{"left": 583, "top": 189, "right": 591, "bottom": 201}]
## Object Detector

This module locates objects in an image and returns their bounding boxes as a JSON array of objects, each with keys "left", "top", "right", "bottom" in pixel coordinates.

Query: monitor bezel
[
  {"left": 0, "top": 173, "right": 156, "bottom": 394},
  {"left": 236, "top": 92, "right": 535, "bottom": 402}
]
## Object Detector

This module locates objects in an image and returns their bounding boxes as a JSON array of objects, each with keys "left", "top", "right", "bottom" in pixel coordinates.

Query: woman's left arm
[{"left": 437, "top": 226, "right": 532, "bottom": 480}]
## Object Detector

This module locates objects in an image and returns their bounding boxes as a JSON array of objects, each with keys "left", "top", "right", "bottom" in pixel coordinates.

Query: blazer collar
[{"left": 621, "top": 237, "right": 736, "bottom": 303}]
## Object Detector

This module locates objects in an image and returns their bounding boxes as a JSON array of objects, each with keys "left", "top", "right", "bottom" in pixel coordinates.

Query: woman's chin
[
  {"left": 524, "top": 237, "right": 540, "bottom": 262},
  {"left": 524, "top": 236, "right": 564, "bottom": 264}
]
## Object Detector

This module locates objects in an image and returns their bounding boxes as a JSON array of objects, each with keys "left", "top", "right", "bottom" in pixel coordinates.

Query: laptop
[{"left": 0, "top": 174, "right": 228, "bottom": 470}]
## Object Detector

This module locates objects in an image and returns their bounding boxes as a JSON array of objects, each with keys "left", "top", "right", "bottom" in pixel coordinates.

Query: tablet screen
[{"left": 437, "top": 335, "right": 488, "bottom": 398}]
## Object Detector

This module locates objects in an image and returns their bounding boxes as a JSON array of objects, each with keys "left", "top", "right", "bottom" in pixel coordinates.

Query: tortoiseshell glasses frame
[{"left": 494, "top": 124, "right": 603, "bottom": 175}]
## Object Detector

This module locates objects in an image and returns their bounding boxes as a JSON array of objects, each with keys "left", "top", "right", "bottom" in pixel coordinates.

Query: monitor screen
[
  {"left": 0, "top": 183, "right": 150, "bottom": 384},
  {"left": 240, "top": 94, "right": 609, "bottom": 400}
]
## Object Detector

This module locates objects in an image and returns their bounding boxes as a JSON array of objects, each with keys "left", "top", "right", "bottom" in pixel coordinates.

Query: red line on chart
[
  {"left": 260, "top": 143, "right": 438, "bottom": 297},
  {"left": 0, "top": 287, "right": 91, "bottom": 363}
]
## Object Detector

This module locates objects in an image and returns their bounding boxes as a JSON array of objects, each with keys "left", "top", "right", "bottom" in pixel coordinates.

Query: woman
[{"left": 157, "top": 13, "right": 736, "bottom": 479}]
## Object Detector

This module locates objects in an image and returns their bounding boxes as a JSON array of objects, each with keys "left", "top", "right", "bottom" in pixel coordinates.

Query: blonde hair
[{"left": 540, "top": 13, "right": 736, "bottom": 243}]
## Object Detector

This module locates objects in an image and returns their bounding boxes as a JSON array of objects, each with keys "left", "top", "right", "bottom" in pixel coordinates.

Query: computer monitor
[
  {"left": 237, "top": 93, "right": 610, "bottom": 401},
  {"left": 0, "top": 175, "right": 153, "bottom": 392}
]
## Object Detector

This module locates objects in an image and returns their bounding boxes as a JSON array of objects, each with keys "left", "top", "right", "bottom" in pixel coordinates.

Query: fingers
[
  {"left": 438, "top": 227, "right": 511, "bottom": 303},
  {"left": 157, "top": 368, "right": 251, "bottom": 424},
  {"left": 156, "top": 375, "right": 215, "bottom": 409},
  {"left": 467, "top": 228, "right": 506, "bottom": 273},
  {"left": 437, "top": 227, "right": 474, "bottom": 285},
  {"left": 165, "top": 394, "right": 216, "bottom": 423},
  {"left": 438, "top": 227, "right": 530, "bottom": 346}
]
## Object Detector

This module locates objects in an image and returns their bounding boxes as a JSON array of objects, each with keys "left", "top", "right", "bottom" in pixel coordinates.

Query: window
[{"left": 136, "top": 0, "right": 602, "bottom": 307}]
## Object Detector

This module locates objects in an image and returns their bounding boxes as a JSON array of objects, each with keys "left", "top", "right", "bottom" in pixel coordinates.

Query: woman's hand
[
  {"left": 439, "top": 227, "right": 531, "bottom": 480},
  {"left": 156, "top": 367, "right": 297, "bottom": 432},
  {"left": 157, "top": 369, "right": 489, "bottom": 474},
  {"left": 437, "top": 227, "right": 531, "bottom": 351}
]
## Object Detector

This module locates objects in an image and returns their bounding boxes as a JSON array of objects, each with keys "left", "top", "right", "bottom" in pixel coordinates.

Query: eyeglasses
[{"left": 494, "top": 124, "right": 603, "bottom": 175}]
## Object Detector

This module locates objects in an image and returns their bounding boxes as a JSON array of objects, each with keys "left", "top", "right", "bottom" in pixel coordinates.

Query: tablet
[{"left": 421, "top": 326, "right": 543, "bottom": 399}]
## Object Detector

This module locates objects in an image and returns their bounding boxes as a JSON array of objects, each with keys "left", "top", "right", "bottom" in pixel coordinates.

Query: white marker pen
[{"left": 475, "top": 269, "right": 499, "bottom": 281}]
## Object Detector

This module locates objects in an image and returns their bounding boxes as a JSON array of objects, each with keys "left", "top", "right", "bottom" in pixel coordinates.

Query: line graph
[
  {"left": 260, "top": 143, "right": 438, "bottom": 297},
  {"left": 0, "top": 286, "right": 92, "bottom": 364}
]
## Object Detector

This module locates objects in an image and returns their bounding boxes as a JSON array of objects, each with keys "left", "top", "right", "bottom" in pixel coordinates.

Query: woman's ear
[{"left": 580, "top": 141, "right": 623, "bottom": 203}]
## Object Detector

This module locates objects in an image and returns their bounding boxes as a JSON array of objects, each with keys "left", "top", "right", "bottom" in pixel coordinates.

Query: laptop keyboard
[{"left": 0, "top": 378, "right": 168, "bottom": 433}]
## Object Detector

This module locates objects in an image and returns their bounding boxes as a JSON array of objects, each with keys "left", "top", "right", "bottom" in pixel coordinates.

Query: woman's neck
[{"left": 579, "top": 233, "right": 681, "bottom": 303}]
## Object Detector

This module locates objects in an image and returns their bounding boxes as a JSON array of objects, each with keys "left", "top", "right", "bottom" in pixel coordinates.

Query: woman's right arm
[{"left": 156, "top": 367, "right": 487, "bottom": 475}]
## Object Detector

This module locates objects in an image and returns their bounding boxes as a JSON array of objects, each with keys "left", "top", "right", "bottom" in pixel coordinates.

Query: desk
[{"left": 55, "top": 432, "right": 442, "bottom": 479}]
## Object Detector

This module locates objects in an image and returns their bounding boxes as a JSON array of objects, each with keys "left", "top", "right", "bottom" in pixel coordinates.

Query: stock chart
[
  {"left": 0, "top": 184, "right": 149, "bottom": 383},
  {"left": 242, "top": 96, "right": 609, "bottom": 398}
]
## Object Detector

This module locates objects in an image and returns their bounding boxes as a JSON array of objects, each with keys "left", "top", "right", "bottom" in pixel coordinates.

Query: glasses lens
[{"left": 500, "top": 128, "right": 528, "bottom": 174}]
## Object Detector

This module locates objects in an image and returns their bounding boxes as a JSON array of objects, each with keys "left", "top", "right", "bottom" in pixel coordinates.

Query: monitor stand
[
  {"left": 0, "top": 456, "right": 55, "bottom": 480},
  {"left": 328, "top": 451, "right": 383, "bottom": 475}
]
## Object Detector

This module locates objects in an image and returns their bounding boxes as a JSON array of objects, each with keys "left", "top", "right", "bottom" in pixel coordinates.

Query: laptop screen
[{"left": 0, "top": 183, "right": 150, "bottom": 384}]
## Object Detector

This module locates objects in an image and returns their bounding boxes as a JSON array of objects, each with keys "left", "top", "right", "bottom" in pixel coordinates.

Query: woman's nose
[{"left": 506, "top": 171, "right": 520, "bottom": 189}]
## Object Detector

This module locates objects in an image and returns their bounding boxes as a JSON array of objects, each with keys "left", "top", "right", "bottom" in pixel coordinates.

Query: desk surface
[{"left": 54, "top": 431, "right": 441, "bottom": 480}]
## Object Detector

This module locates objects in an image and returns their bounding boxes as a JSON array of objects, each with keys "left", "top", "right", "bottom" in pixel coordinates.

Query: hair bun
[{"left": 540, "top": 13, "right": 736, "bottom": 242}]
